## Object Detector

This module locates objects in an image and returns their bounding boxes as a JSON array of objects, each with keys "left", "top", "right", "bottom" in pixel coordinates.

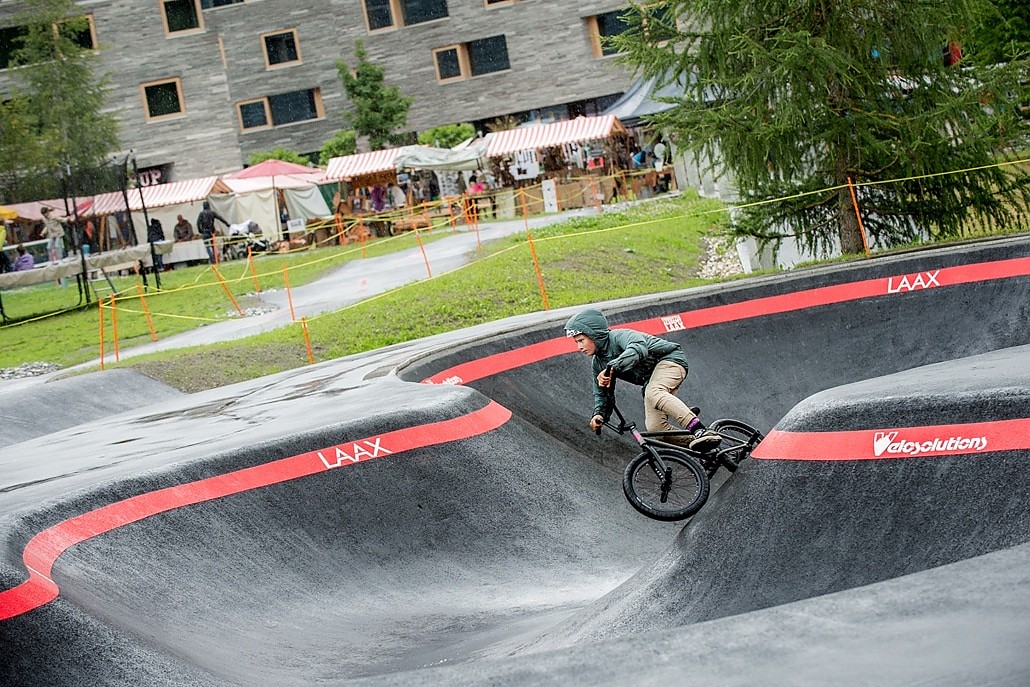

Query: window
[
  {"left": 402, "top": 0, "right": 448, "bottom": 25},
  {"left": 467, "top": 35, "right": 509, "bottom": 75},
  {"left": 162, "top": 0, "right": 202, "bottom": 34},
  {"left": 141, "top": 78, "right": 186, "bottom": 120},
  {"left": 364, "top": 0, "right": 394, "bottom": 30},
  {"left": 484, "top": 0, "right": 515, "bottom": 6},
  {"left": 59, "top": 14, "right": 97, "bottom": 52},
  {"left": 433, "top": 35, "right": 509, "bottom": 82},
  {"left": 238, "top": 99, "right": 270, "bottom": 129},
  {"left": 362, "top": 0, "right": 448, "bottom": 31},
  {"left": 433, "top": 47, "right": 462, "bottom": 82},
  {"left": 269, "top": 89, "right": 320, "bottom": 125},
  {"left": 0, "top": 26, "right": 27, "bottom": 70},
  {"left": 639, "top": 3, "right": 676, "bottom": 43},
  {"left": 0, "top": 15, "right": 96, "bottom": 70},
  {"left": 201, "top": 0, "right": 244, "bottom": 7},
  {"left": 262, "top": 29, "right": 301, "bottom": 67},
  {"left": 237, "top": 88, "right": 323, "bottom": 130},
  {"left": 588, "top": 10, "right": 629, "bottom": 57}
]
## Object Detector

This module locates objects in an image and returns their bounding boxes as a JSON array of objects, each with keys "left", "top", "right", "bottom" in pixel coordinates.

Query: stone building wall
[{"left": 0, "top": 0, "right": 635, "bottom": 180}]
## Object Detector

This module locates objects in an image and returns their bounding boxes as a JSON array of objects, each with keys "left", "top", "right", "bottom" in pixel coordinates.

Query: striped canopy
[
  {"left": 324, "top": 147, "right": 409, "bottom": 182},
  {"left": 86, "top": 176, "right": 232, "bottom": 216},
  {"left": 483, "top": 115, "right": 628, "bottom": 158}
]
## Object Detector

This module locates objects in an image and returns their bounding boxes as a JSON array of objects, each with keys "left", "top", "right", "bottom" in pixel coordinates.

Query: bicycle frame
[{"left": 603, "top": 403, "right": 697, "bottom": 455}]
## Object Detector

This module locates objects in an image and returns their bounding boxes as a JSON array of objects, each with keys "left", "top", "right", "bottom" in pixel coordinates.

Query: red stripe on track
[
  {"left": 752, "top": 418, "right": 1030, "bottom": 461},
  {"left": 422, "top": 257, "right": 1030, "bottom": 384},
  {"left": 0, "top": 401, "right": 512, "bottom": 621}
]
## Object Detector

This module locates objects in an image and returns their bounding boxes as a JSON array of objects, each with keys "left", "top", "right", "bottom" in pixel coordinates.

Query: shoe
[{"left": 689, "top": 429, "right": 722, "bottom": 452}]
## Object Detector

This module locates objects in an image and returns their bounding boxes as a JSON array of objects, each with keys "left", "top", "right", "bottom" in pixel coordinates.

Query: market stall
[
  {"left": 222, "top": 160, "right": 331, "bottom": 243},
  {"left": 480, "top": 115, "right": 635, "bottom": 209},
  {"left": 82, "top": 175, "right": 234, "bottom": 261}
]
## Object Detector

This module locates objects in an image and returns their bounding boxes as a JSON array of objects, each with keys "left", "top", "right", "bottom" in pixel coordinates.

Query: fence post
[
  {"left": 526, "top": 231, "right": 550, "bottom": 311},
  {"left": 301, "top": 317, "right": 315, "bottom": 364},
  {"left": 847, "top": 177, "right": 871, "bottom": 258},
  {"left": 281, "top": 265, "right": 296, "bottom": 321},
  {"left": 414, "top": 228, "right": 432, "bottom": 279},
  {"left": 211, "top": 265, "right": 243, "bottom": 316},
  {"left": 109, "top": 295, "right": 120, "bottom": 362},
  {"left": 98, "top": 298, "right": 106, "bottom": 370},
  {"left": 135, "top": 283, "right": 157, "bottom": 342}
]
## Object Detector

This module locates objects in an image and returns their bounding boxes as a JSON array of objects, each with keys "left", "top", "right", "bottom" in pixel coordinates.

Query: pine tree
[
  {"left": 616, "top": 0, "right": 1030, "bottom": 255},
  {"left": 336, "top": 40, "right": 413, "bottom": 151},
  {"left": 3, "top": 0, "right": 120, "bottom": 200}
]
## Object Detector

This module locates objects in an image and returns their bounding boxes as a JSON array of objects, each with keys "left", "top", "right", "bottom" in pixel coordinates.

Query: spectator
[
  {"left": 174, "top": 214, "right": 195, "bottom": 241},
  {"left": 468, "top": 174, "right": 486, "bottom": 195},
  {"left": 196, "top": 201, "right": 229, "bottom": 263},
  {"left": 388, "top": 182, "right": 406, "bottom": 209},
  {"left": 114, "top": 211, "right": 133, "bottom": 248},
  {"left": 148, "top": 218, "right": 166, "bottom": 271},
  {"left": 40, "top": 207, "right": 66, "bottom": 262},
  {"left": 13, "top": 244, "right": 34, "bottom": 271},
  {"left": 370, "top": 185, "right": 386, "bottom": 213},
  {"left": 279, "top": 205, "right": 290, "bottom": 239},
  {"left": 428, "top": 172, "right": 440, "bottom": 201},
  {"left": 0, "top": 221, "right": 11, "bottom": 273}
]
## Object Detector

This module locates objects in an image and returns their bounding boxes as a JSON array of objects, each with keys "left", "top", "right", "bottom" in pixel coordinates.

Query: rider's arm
[
  {"left": 607, "top": 330, "right": 648, "bottom": 374},
  {"left": 591, "top": 363, "right": 615, "bottom": 422}
]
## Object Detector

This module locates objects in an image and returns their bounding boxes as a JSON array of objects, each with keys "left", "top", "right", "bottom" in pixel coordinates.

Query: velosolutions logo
[{"left": 873, "top": 431, "right": 989, "bottom": 457}]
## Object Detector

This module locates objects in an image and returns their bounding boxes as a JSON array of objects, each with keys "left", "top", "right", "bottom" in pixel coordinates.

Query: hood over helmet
[{"left": 565, "top": 309, "right": 610, "bottom": 347}]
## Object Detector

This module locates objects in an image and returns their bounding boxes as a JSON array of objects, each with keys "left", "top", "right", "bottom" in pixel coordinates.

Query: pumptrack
[{"left": 0, "top": 237, "right": 1028, "bottom": 685}]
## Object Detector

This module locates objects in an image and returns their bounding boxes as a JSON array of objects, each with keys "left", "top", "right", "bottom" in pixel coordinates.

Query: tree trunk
[{"left": 836, "top": 185, "right": 864, "bottom": 255}]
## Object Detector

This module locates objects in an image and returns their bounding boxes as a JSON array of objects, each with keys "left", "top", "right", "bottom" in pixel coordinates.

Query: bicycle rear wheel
[
  {"left": 709, "top": 419, "right": 765, "bottom": 472},
  {"left": 622, "top": 449, "right": 709, "bottom": 521}
]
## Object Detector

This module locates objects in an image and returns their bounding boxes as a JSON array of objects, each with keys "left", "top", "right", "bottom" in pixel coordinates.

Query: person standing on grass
[
  {"left": 40, "top": 207, "right": 65, "bottom": 262},
  {"left": 196, "top": 201, "right": 229, "bottom": 263}
]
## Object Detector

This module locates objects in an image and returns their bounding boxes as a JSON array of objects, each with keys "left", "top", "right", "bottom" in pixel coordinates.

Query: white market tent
[
  {"left": 221, "top": 160, "right": 332, "bottom": 240},
  {"left": 393, "top": 143, "right": 487, "bottom": 173}
]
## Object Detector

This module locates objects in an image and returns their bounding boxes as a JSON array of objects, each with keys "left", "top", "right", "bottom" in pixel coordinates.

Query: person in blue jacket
[{"left": 565, "top": 308, "right": 720, "bottom": 453}]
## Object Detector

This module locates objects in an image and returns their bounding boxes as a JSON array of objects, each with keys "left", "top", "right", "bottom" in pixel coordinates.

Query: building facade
[{"left": 0, "top": 0, "right": 637, "bottom": 181}]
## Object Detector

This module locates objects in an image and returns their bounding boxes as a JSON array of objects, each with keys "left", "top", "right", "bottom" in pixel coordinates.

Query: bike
[{"left": 596, "top": 369, "right": 765, "bottom": 521}]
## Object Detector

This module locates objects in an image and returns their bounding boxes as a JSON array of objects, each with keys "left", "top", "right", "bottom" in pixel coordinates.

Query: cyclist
[{"left": 565, "top": 308, "right": 721, "bottom": 454}]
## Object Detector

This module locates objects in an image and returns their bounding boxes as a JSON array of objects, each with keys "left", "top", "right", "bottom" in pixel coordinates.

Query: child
[{"left": 565, "top": 308, "right": 720, "bottom": 453}]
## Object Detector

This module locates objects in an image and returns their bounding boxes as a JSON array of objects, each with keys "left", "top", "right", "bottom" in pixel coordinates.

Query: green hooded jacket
[{"left": 564, "top": 308, "right": 689, "bottom": 420}]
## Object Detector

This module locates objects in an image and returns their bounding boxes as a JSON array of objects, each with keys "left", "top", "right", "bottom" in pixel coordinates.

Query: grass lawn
[
  {"left": 0, "top": 228, "right": 451, "bottom": 370},
  {"left": 102, "top": 193, "right": 734, "bottom": 391}
]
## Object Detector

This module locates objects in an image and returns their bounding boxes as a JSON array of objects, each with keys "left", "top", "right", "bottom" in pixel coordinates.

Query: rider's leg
[
  {"left": 643, "top": 360, "right": 720, "bottom": 451},
  {"left": 643, "top": 360, "right": 695, "bottom": 434}
]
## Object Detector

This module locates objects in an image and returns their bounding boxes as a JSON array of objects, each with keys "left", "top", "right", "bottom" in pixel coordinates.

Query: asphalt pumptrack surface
[{"left": 0, "top": 237, "right": 1028, "bottom": 685}]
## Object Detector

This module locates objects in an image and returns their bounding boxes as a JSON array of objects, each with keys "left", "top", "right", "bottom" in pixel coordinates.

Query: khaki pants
[{"left": 643, "top": 360, "right": 698, "bottom": 438}]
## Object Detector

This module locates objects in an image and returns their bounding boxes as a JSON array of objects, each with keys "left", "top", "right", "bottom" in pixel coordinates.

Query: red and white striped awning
[
  {"left": 324, "top": 147, "right": 407, "bottom": 181},
  {"left": 484, "top": 115, "right": 627, "bottom": 158},
  {"left": 85, "top": 176, "right": 231, "bottom": 216}
]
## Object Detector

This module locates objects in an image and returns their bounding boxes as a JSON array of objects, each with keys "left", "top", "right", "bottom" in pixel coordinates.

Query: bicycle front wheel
[{"left": 622, "top": 449, "right": 709, "bottom": 521}]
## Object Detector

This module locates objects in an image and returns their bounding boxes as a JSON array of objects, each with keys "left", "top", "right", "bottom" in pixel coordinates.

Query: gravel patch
[{"left": 0, "top": 362, "right": 63, "bottom": 380}]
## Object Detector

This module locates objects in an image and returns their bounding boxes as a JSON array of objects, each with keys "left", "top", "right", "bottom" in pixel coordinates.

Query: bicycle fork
[{"left": 633, "top": 427, "right": 674, "bottom": 503}]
